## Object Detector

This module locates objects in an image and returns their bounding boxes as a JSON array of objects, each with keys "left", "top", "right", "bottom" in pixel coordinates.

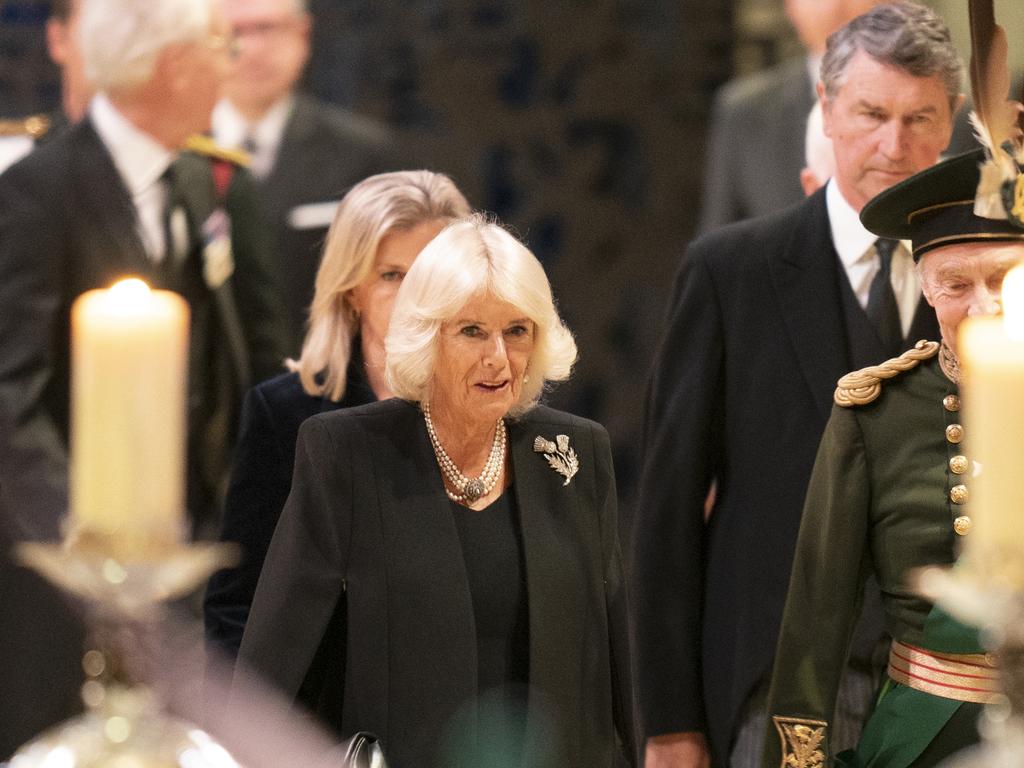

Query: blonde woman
[{"left": 205, "top": 170, "right": 470, "bottom": 656}]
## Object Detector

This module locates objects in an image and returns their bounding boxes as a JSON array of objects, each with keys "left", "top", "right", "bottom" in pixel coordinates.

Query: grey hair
[
  {"left": 385, "top": 214, "right": 578, "bottom": 416},
  {"left": 289, "top": 170, "right": 471, "bottom": 401},
  {"left": 821, "top": 1, "right": 963, "bottom": 111},
  {"left": 79, "top": 0, "right": 216, "bottom": 91}
]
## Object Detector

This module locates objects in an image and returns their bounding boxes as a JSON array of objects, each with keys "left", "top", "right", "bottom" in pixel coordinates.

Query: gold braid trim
[
  {"left": 0, "top": 114, "right": 50, "bottom": 138},
  {"left": 773, "top": 716, "right": 828, "bottom": 768},
  {"left": 833, "top": 339, "right": 940, "bottom": 407},
  {"left": 184, "top": 134, "right": 251, "bottom": 167}
]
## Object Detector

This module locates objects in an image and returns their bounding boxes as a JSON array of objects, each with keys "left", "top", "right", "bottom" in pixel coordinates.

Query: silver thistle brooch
[{"left": 533, "top": 434, "right": 579, "bottom": 486}]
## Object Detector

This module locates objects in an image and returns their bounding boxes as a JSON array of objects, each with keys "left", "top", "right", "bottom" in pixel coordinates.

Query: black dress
[{"left": 445, "top": 489, "right": 529, "bottom": 767}]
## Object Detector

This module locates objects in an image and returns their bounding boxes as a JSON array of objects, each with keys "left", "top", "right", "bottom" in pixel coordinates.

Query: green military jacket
[{"left": 764, "top": 342, "right": 978, "bottom": 767}]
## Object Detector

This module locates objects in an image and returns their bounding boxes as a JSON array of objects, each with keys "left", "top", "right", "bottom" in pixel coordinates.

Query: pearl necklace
[{"left": 423, "top": 403, "right": 506, "bottom": 504}]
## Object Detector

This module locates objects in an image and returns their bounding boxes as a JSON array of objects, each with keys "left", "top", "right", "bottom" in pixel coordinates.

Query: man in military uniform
[{"left": 765, "top": 147, "right": 1024, "bottom": 767}]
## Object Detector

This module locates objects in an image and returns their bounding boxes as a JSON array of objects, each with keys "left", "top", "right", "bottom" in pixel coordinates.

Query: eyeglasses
[{"left": 232, "top": 17, "right": 303, "bottom": 42}]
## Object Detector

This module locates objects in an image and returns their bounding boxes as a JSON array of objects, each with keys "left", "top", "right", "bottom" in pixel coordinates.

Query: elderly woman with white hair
[
  {"left": 205, "top": 170, "right": 470, "bottom": 657},
  {"left": 237, "top": 215, "right": 639, "bottom": 768}
]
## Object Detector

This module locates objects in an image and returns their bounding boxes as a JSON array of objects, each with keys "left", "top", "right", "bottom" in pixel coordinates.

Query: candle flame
[
  {"left": 1003, "top": 265, "right": 1024, "bottom": 341},
  {"left": 106, "top": 278, "right": 153, "bottom": 315}
]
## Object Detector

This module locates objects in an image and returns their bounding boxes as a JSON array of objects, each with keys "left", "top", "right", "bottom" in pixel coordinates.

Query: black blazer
[
  {"left": 238, "top": 399, "right": 638, "bottom": 768},
  {"left": 259, "top": 95, "right": 397, "bottom": 350},
  {"left": 0, "top": 117, "right": 288, "bottom": 535},
  {"left": 631, "top": 188, "right": 939, "bottom": 761},
  {"left": 204, "top": 361, "right": 374, "bottom": 657},
  {"left": 0, "top": 117, "right": 287, "bottom": 753}
]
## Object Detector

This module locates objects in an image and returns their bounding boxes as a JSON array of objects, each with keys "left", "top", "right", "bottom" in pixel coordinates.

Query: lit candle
[
  {"left": 69, "top": 279, "right": 189, "bottom": 552},
  {"left": 960, "top": 265, "right": 1024, "bottom": 587}
]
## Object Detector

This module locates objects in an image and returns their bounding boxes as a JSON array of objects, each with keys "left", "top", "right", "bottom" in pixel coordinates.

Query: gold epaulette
[
  {"left": 184, "top": 134, "right": 250, "bottom": 167},
  {"left": 834, "top": 339, "right": 940, "bottom": 407},
  {"left": 0, "top": 114, "right": 50, "bottom": 139}
]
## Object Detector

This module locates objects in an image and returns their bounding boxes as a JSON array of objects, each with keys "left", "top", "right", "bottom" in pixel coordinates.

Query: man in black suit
[
  {"left": 633, "top": 4, "right": 964, "bottom": 767},
  {"left": 0, "top": 0, "right": 288, "bottom": 536},
  {"left": 213, "top": 0, "right": 397, "bottom": 351},
  {"left": 698, "top": 0, "right": 881, "bottom": 233},
  {"left": 0, "top": 0, "right": 288, "bottom": 755}
]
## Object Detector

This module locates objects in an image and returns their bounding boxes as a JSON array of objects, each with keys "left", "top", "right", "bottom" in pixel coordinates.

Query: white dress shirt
[
  {"left": 826, "top": 179, "right": 921, "bottom": 337},
  {"left": 0, "top": 135, "right": 33, "bottom": 175},
  {"left": 212, "top": 95, "right": 294, "bottom": 180},
  {"left": 90, "top": 93, "right": 174, "bottom": 262}
]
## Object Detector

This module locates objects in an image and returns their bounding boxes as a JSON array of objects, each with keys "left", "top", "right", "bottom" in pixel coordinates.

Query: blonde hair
[
  {"left": 288, "top": 170, "right": 471, "bottom": 400},
  {"left": 386, "top": 214, "right": 578, "bottom": 416}
]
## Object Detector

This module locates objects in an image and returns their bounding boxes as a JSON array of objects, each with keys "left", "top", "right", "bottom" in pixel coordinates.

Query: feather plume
[
  {"left": 969, "top": 0, "right": 1017, "bottom": 171},
  {"left": 967, "top": 0, "right": 1024, "bottom": 220}
]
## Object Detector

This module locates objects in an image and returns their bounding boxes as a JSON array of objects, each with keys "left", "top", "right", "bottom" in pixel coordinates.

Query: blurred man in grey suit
[
  {"left": 699, "top": 0, "right": 881, "bottom": 233},
  {"left": 214, "top": 0, "right": 398, "bottom": 351}
]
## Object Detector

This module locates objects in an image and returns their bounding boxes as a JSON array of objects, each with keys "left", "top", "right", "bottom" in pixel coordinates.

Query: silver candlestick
[{"left": 9, "top": 532, "right": 238, "bottom": 768}]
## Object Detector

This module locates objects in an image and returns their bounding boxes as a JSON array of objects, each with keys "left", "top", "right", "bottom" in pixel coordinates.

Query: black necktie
[
  {"left": 242, "top": 132, "right": 257, "bottom": 155},
  {"left": 160, "top": 164, "right": 188, "bottom": 287},
  {"left": 866, "top": 238, "right": 902, "bottom": 358}
]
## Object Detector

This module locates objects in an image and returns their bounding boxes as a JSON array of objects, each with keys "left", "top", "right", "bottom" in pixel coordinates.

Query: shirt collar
[
  {"left": 89, "top": 93, "right": 174, "bottom": 198},
  {"left": 826, "top": 178, "right": 880, "bottom": 267},
  {"left": 212, "top": 94, "right": 294, "bottom": 151}
]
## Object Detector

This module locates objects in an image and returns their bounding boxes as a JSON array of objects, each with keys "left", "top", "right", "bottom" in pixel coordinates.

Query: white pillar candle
[
  {"left": 960, "top": 265, "right": 1024, "bottom": 588},
  {"left": 69, "top": 279, "right": 189, "bottom": 552}
]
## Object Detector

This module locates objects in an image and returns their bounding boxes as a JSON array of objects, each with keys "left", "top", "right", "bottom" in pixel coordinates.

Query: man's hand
[{"left": 644, "top": 732, "right": 711, "bottom": 768}]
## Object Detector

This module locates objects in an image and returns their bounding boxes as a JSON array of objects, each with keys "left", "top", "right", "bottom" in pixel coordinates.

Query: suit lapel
[
  {"left": 70, "top": 119, "right": 153, "bottom": 278},
  {"left": 510, "top": 415, "right": 585, "bottom": 764},
  {"left": 261, "top": 96, "right": 313, "bottom": 210},
  {"left": 769, "top": 188, "right": 849, "bottom": 419}
]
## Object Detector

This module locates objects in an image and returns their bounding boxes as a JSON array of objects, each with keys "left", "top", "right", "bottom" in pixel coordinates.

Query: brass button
[
  {"left": 946, "top": 424, "right": 964, "bottom": 444},
  {"left": 950, "top": 484, "right": 968, "bottom": 504},
  {"left": 943, "top": 394, "right": 961, "bottom": 412},
  {"left": 954, "top": 515, "right": 972, "bottom": 535},
  {"left": 949, "top": 455, "right": 968, "bottom": 475}
]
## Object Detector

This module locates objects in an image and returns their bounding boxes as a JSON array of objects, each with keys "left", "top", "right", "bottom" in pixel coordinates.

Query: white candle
[
  {"left": 960, "top": 265, "right": 1024, "bottom": 587},
  {"left": 69, "top": 279, "right": 189, "bottom": 551}
]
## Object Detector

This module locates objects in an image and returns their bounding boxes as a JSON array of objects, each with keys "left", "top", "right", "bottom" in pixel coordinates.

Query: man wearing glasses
[{"left": 213, "top": 0, "right": 399, "bottom": 351}]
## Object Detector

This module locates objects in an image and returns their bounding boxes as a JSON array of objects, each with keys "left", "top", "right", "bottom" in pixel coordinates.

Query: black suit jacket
[
  {"left": 258, "top": 95, "right": 397, "bottom": 350},
  {"left": 631, "top": 187, "right": 939, "bottom": 761},
  {"left": 0, "top": 116, "right": 288, "bottom": 537},
  {"left": 0, "top": 116, "right": 286, "bottom": 755},
  {"left": 204, "top": 362, "right": 374, "bottom": 657},
  {"left": 238, "top": 399, "right": 638, "bottom": 768}
]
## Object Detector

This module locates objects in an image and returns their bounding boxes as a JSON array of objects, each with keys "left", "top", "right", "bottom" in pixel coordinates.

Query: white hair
[
  {"left": 289, "top": 170, "right": 471, "bottom": 401},
  {"left": 79, "top": 0, "right": 217, "bottom": 91},
  {"left": 385, "top": 214, "right": 578, "bottom": 416}
]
